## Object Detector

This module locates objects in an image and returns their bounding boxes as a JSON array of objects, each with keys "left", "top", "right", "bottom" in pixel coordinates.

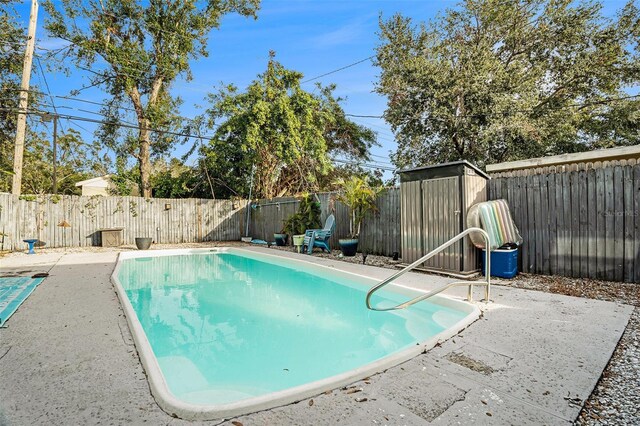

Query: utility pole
[
  {"left": 11, "top": 0, "right": 39, "bottom": 195},
  {"left": 52, "top": 114, "right": 57, "bottom": 194},
  {"left": 42, "top": 112, "right": 58, "bottom": 194}
]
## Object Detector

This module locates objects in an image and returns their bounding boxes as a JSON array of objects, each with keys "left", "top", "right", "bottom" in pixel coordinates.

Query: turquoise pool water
[{"left": 117, "top": 251, "right": 467, "bottom": 406}]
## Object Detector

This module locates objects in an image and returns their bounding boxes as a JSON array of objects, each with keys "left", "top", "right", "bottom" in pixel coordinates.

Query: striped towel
[{"left": 467, "top": 200, "right": 522, "bottom": 250}]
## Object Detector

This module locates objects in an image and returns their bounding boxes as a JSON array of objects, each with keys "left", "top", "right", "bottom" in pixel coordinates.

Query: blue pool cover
[{"left": 0, "top": 277, "right": 44, "bottom": 326}]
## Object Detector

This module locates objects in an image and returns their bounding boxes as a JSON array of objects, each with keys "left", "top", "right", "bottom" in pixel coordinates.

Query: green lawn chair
[{"left": 303, "top": 214, "right": 335, "bottom": 254}]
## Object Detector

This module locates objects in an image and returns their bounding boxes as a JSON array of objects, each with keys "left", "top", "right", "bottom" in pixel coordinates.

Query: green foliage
[
  {"left": 376, "top": 0, "right": 640, "bottom": 168},
  {"left": 202, "top": 52, "right": 328, "bottom": 199},
  {"left": 43, "top": 0, "right": 261, "bottom": 197},
  {"left": 282, "top": 193, "right": 322, "bottom": 235},
  {"left": 0, "top": 3, "right": 22, "bottom": 74},
  {"left": 150, "top": 158, "right": 198, "bottom": 198},
  {"left": 315, "top": 85, "right": 378, "bottom": 159},
  {"left": 199, "top": 52, "right": 377, "bottom": 199},
  {"left": 109, "top": 157, "right": 140, "bottom": 196},
  {"left": 0, "top": 1, "right": 25, "bottom": 189},
  {"left": 318, "top": 163, "right": 385, "bottom": 192},
  {"left": 2, "top": 128, "right": 93, "bottom": 195},
  {"left": 334, "top": 176, "right": 383, "bottom": 238}
]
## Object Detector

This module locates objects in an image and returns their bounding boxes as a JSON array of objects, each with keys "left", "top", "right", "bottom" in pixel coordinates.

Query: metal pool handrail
[{"left": 365, "top": 227, "right": 492, "bottom": 311}]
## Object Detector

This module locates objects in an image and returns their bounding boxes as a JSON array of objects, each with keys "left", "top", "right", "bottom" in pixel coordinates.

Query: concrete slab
[
  {"left": 0, "top": 248, "right": 633, "bottom": 425},
  {"left": 0, "top": 252, "right": 63, "bottom": 277}
]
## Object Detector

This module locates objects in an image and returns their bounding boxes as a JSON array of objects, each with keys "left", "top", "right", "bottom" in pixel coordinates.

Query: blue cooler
[{"left": 482, "top": 248, "right": 518, "bottom": 278}]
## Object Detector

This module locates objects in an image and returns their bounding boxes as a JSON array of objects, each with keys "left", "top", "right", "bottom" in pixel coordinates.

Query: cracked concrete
[{"left": 0, "top": 248, "right": 633, "bottom": 425}]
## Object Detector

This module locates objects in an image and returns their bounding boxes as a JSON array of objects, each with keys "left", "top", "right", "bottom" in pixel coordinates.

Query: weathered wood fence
[
  {"left": 249, "top": 189, "right": 401, "bottom": 256},
  {"left": 0, "top": 193, "right": 245, "bottom": 251},
  {"left": 489, "top": 160, "right": 639, "bottom": 283},
  {"left": 6, "top": 162, "right": 637, "bottom": 284}
]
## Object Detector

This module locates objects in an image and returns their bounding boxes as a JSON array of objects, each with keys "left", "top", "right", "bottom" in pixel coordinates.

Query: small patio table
[{"left": 23, "top": 239, "right": 38, "bottom": 255}]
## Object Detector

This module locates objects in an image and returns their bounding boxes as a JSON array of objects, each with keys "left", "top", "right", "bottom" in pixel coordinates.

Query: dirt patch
[
  {"left": 445, "top": 352, "right": 495, "bottom": 375},
  {"left": 500, "top": 273, "right": 640, "bottom": 307}
]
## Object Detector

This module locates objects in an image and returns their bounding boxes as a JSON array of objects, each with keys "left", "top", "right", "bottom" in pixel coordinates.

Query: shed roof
[
  {"left": 486, "top": 145, "right": 640, "bottom": 173},
  {"left": 399, "top": 160, "right": 490, "bottom": 182}
]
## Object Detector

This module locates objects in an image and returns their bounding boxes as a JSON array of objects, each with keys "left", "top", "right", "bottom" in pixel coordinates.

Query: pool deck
[{"left": 0, "top": 247, "right": 633, "bottom": 425}]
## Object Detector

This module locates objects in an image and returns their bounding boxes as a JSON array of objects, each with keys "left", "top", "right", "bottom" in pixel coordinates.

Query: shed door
[
  {"left": 400, "top": 181, "right": 423, "bottom": 264},
  {"left": 422, "top": 177, "right": 462, "bottom": 271}
]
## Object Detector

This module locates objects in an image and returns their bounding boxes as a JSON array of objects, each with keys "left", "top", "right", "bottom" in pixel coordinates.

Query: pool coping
[{"left": 111, "top": 247, "right": 482, "bottom": 421}]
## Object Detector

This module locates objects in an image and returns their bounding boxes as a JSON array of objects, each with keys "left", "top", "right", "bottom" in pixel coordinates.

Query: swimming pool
[{"left": 112, "top": 248, "right": 480, "bottom": 420}]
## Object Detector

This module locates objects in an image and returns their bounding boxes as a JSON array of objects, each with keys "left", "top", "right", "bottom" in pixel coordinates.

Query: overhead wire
[
  {"left": 369, "top": 153, "right": 393, "bottom": 161},
  {"left": 2, "top": 105, "right": 393, "bottom": 172},
  {"left": 331, "top": 158, "right": 395, "bottom": 172},
  {"left": 35, "top": 56, "right": 66, "bottom": 133},
  {"left": 345, "top": 113, "right": 383, "bottom": 118},
  {"left": 345, "top": 93, "right": 640, "bottom": 123},
  {"left": 0, "top": 106, "right": 218, "bottom": 142},
  {"left": 6, "top": 87, "right": 197, "bottom": 124},
  {"left": 301, "top": 56, "right": 375, "bottom": 84}
]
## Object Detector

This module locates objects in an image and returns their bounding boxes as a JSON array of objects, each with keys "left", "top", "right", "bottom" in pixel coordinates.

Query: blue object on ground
[
  {"left": 0, "top": 277, "right": 45, "bottom": 326},
  {"left": 250, "top": 239, "right": 275, "bottom": 246},
  {"left": 23, "top": 239, "right": 38, "bottom": 254},
  {"left": 482, "top": 248, "right": 518, "bottom": 279}
]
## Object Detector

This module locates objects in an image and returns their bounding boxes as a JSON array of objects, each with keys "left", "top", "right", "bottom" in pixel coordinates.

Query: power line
[
  {"left": 2, "top": 105, "right": 393, "bottom": 172},
  {"left": 0, "top": 106, "right": 218, "bottom": 142},
  {"left": 331, "top": 158, "right": 395, "bottom": 172},
  {"left": 345, "top": 113, "right": 383, "bottom": 118},
  {"left": 66, "top": 118, "right": 92, "bottom": 133},
  {"left": 350, "top": 117, "right": 395, "bottom": 136},
  {"left": 54, "top": 94, "right": 138, "bottom": 114},
  {"left": 369, "top": 153, "right": 393, "bottom": 161},
  {"left": 374, "top": 135, "right": 396, "bottom": 144},
  {"left": 346, "top": 93, "right": 640, "bottom": 122},
  {"left": 35, "top": 56, "right": 66, "bottom": 133},
  {"left": 6, "top": 87, "right": 195, "bottom": 122},
  {"left": 302, "top": 56, "right": 375, "bottom": 84},
  {"left": 55, "top": 105, "right": 138, "bottom": 126}
]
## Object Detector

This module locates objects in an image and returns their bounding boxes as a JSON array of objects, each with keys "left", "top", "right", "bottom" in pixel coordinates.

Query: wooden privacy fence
[
  {"left": 249, "top": 189, "right": 401, "bottom": 256},
  {"left": 489, "top": 160, "right": 640, "bottom": 283},
  {"left": 0, "top": 193, "right": 245, "bottom": 251},
  {"left": 4, "top": 160, "right": 637, "bottom": 283}
]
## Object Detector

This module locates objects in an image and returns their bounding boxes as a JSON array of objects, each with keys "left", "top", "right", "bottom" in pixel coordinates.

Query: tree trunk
[
  {"left": 138, "top": 119, "right": 152, "bottom": 198},
  {"left": 129, "top": 86, "right": 153, "bottom": 198}
]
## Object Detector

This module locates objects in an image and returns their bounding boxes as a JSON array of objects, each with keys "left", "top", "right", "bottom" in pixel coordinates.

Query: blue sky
[{"left": 13, "top": 0, "right": 631, "bottom": 174}]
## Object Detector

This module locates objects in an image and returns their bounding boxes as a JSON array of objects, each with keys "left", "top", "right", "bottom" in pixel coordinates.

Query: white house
[{"left": 74, "top": 175, "right": 114, "bottom": 196}]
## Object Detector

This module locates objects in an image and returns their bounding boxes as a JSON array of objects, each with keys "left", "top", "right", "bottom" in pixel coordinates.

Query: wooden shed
[{"left": 399, "top": 161, "right": 489, "bottom": 276}]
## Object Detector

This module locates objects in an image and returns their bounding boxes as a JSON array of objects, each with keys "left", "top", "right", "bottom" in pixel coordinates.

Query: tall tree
[
  {"left": 0, "top": 0, "right": 26, "bottom": 189},
  {"left": 200, "top": 52, "right": 376, "bottom": 199},
  {"left": 44, "top": 0, "right": 261, "bottom": 197},
  {"left": 376, "top": 0, "right": 640, "bottom": 168}
]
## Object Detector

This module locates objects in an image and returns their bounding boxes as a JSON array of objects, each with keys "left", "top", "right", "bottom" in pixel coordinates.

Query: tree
[
  {"left": 150, "top": 158, "right": 198, "bottom": 198},
  {"left": 44, "top": 0, "right": 261, "bottom": 197},
  {"left": 282, "top": 193, "right": 322, "bottom": 235},
  {"left": 376, "top": 0, "right": 640, "bottom": 168},
  {"left": 334, "top": 176, "right": 383, "bottom": 238},
  {"left": 0, "top": 0, "right": 26, "bottom": 189},
  {"left": 316, "top": 85, "right": 377, "bottom": 159},
  {"left": 200, "top": 52, "right": 377, "bottom": 199},
  {"left": 8, "top": 129, "right": 93, "bottom": 195}
]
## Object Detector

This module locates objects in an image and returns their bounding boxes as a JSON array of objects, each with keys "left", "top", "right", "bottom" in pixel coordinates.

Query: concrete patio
[{"left": 0, "top": 248, "right": 633, "bottom": 425}]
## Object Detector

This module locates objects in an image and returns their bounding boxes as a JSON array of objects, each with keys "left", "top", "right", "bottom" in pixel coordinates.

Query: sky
[{"left": 12, "top": 0, "right": 631, "bottom": 176}]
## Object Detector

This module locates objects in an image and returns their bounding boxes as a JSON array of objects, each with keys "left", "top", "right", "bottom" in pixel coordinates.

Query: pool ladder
[{"left": 365, "top": 227, "right": 492, "bottom": 311}]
